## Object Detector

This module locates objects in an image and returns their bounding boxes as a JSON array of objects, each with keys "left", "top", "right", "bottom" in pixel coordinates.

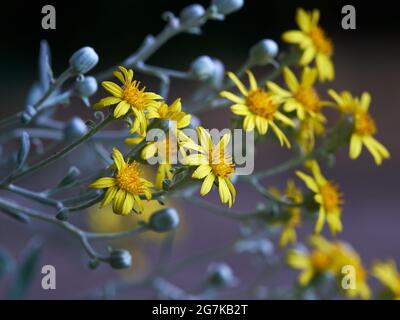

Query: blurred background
[{"left": 0, "top": 0, "right": 399, "bottom": 299}]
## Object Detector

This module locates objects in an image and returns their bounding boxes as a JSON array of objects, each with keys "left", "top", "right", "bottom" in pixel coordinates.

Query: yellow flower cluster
[{"left": 90, "top": 66, "right": 238, "bottom": 215}]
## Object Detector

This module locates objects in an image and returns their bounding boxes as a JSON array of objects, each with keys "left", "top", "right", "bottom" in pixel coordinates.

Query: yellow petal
[
  {"left": 94, "top": 96, "right": 121, "bottom": 109},
  {"left": 200, "top": 173, "right": 215, "bottom": 195},
  {"left": 227, "top": 72, "right": 248, "bottom": 96},
  {"left": 121, "top": 193, "right": 134, "bottom": 215},
  {"left": 301, "top": 67, "right": 318, "bottom": 88},
  {"left": 243, "top": 115, "right": 256, "bottom": 131},
  {"left": 218, "top": 177, "right": 231, "bottom": 205},
  {"left": 220, "top": 91, "right": 245, "bottom": 104},
  {"left": 282, "top": 30, "right": 310, "bottom": 45},
  {"left": 315, "top": 206, "right": 326, "bottom": 233},
  {"left": 283, "top": 67, "right": 299, "bottom": 92},
  {"left": 316, "top": 54, "right": 335, "bottom": 82},
  {"left": 246, "top": 70, "right": 258, "bottom": 91},
  {"left": 296, "top": 171, "right": 318, "bottom": 193},
  {"left": 296, "top": 8, "right": 312, "bottom": 32},
  {"left": 267, "top": 81, "right": 292, "bottom": 97},
  {"left": 112, "top": 148, "right": 126, "bottom": 172},
  {"left": 300, "top": 46, "right": 316, "bottom": 65},
  {"left": 102, "top": 81, "right": 123, "bottom": 97},
  {"left": 255, "top": 116, "right": 268, "bottom": 135},
  {"left": 360, "top": 92, "right": 371, "bottom": 112},
  {"left": 192, "top": 164, "right": 212, "bottom": 179},
  {"left": 231, "top": 104, "right": 250, "bottom": 116},
  {"left": 141, "top": 142, "right": 158, "bottom": 160},
  {"left": 196, "top": 126, "right": 212, "bottom": 152},
  {"left": 112, "top": 189, "right": 127, "bottom": 215},
  {"left": 113, "top": 100, "right": 130, "bottom": 118},
  {"left": 184, "top": 154, "right": 209, "bottom": 166},
  {"left": 89, "top": 177, "right": 116, "bottom": 189},
  {"left": 100, "top": 186, "right": 118, "bottom": 207},
  {"left": 327, "top": 89, "right": 343, "bottom": 106},
  {"left": 349, "top": 134, "right": 362, "bottom": 159}
]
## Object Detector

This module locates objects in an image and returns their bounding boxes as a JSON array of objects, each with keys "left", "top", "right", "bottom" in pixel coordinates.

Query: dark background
[{"left": 0, "top": 0, "right": 399, "bottom": 299}]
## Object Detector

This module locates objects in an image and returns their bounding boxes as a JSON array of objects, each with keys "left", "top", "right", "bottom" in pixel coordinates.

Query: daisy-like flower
[
  {"left": 288, "top": 236, "right": 371, "bottom": 299},
  {"left": 89, "top": 148, "right": 153, "bottom": 215},
  {"left": 288, "top": 235, "right": 335, "bottom": 286},
  {"left": 295, "top": 115, "right": 325, "bottom": 153},
  {"left": 220, "top": 71, "right": 294, "bottom": 148},
  {"left": 269, "top": 180, "right": 303, "bottom": 247},
  {"left": 184, "top": 127, "right": 236, "bottom": 207},
  {"left": 296, "top": 161, "right": 343, "bottom": 235},
  {"left": 141, "top": 136, "right": 177, "bottom": 190},
  {"left": 94, "top": 66, "right": 162, "bottom": 136},
  {"left": 282, "top": 8, "right": 334, "bottom": 81},
  {"left": 372, "top": 260, "right": 400, "bottom": 299},
  {"left": 268, "top": 67, "right": 329, "bottom": 121},
  {"left": 328, "top": 90, "right": 390, "bottom": 165}
]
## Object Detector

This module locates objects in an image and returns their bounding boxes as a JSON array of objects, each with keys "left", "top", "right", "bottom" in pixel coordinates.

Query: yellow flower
[
  {"left": 287, "top": 235, "right": 335, "bottom": 286},
  {"left": 288, "top": 236, "right": 371, "bottom": 299},
  {"left": 220, "top": 71, "right": 294, "bottom": 148},
  {"left": 268, "top": 67, "right": 329, "bottom": 121},
  {"left": 94, "top": 66, "right": 162, "bottom": 136},
  {"left": 146, "top": 98, "right": 191, "bottom": 129},
  {"left": 269, "top": 180, "right": 303, "bottom": 247},
  {"left": 329, "top": 90, "right": 390, "bottom": 165},
  {"left": 184, "top": 127, "right": 236, "bottom": 207},
  {"left": 89, "top": 148, "right": 153, "bottom": 215},
  {"left": 141, "top": 136, "right": 177, "bottom": 190},
  {"left": 372, "top": 260, "right": 400, "bottom": 299},
  {"left": 327, "top": 89, "right": 359, "bottom": 113},
  {"left": 296, "top": 115, "right": 325, "bottom": 153},
  {"left": 283, "top": 8, "right": 334, "bottom": 81},
  {"left": 296, "top": 161, "right": 343, "bottom": 235}
]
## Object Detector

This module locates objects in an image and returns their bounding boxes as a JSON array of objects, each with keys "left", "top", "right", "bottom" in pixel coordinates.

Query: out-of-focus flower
[
  {"left": 184, "top": 127, "right": 236, "bottom": 207},
  {"left": 89, "top": 148, "right": 153, "bottom": 215},
  {"left": 74, "top": 76, "right": 98, "bottom": 97},
  {"left": 282, "top": 8, "right": 334, "bottom": 81},
  {"left": 288, "top": 236, "right": 370, "bottom": 299},
  {"left": 372, "top": 260, "right": 400, "bottom": 299},
  {"left": 141, "top": 136, "right": 176, "bottom": 190},
  {"left": 269, "top": 180, "right": 303, "bottom": 247},
  {"left": 329, "top": 90, "right": 390, "bottom": 165},
  {"left": 296, "top": 161, "right": 343, "bottom": 235},
  {"left": 94, "top": 66, "right": 162, "bottom": 136},
  {"left": 109, "top": 249, "right": 132, "bottom": 269},
  {"left": 268, "top": 67, "right": 328, "bottom": 121},
  {"left": 220, "top": 71, "right": 294, "bottom": 147},
  {"left": 295, "top": 116, "right": 325, "bottom": 153},
  {"left": 63, "top": 117, "right": 88, "bottom": 140}
]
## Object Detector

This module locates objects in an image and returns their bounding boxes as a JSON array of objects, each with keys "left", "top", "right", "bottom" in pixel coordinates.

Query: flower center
[
  {"left": 246, "top": 89, "right": 277, "bottom": 119},
  {"left": 354, "top": 112, "right": 376, "bottom": 136},
  {"left": 116, "top": 162, "right": 145, "bottom": 195},
  {"left": 320, "top": 182, "right": 341, "bottom": 212},
  {"left": 310, "top": 251, "right": 330, "bottom": 271},
  {"left": 309, "top": 26, "right": 333, "bottom": 56},
  {"left": 209, "top": 147, "right": 235, "bottom": 178},
  {"left": 122, "top": 81, "right": 147, "bottom": 109},
  {"left": 294, "top": 87, "right": 321, "bottom": 113}
]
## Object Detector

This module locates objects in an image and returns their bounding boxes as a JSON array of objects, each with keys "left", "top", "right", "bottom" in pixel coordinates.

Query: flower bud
[
  {"left": 109, "top": 249, "right": 132, "bottom": 269},
  {"left": 212, "top": 0, "right": 244, "bottom": 15},
  {"left": 180, "top": 4, "right": 205, "bottom": 24},
  {"left": 190, "top": 56, "right": 215, "bottom": 81},
  {"left": 206, "top": 262, "right": 237, "bottom": 287},
  {"left": 64, "top": 117, "right": 88, "bottom": 140},
  {"left": 74, "top": 76, "right": 98, "bottom": 97},
  {"left": 148, "top": 208, "right": 179, "bottom": 232},
  {"left": 69, "top": 47, "right": 99, "bottom": 74},
  {"left": 249, "top": 39, "right": 279, "bottom": 65},
  {"left": 56, "top": 208, "right": 69, "bottom": 221},
  {"left": 208, "top": 58, "right": 225, "bottom": 88}
]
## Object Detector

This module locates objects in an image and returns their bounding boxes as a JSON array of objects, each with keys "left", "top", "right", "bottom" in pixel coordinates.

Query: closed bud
[
  {"left": 212, "top": 0, "right": 244, "bottom": 15},
  {"left": 148, "top": 208, "right": 179, "bottom": 232},
  {"left": 180, "top": 4, "right": 205, "bottom": 24},
  {"left": 249, "top": 39, "right": 279, "bottom": 65},
  {"left": 74, "top": 76, "right": 98, "bottom": 97},
  {"left": 56, "top": 208, "right": 69, "bottom": 221},
  {"left": 64, "top": 117, "right": 88, "bottom": 140},
  {"left": 109, "top": 249, "right": 132, "bottom": 269},
  {"left": 190, "top": 56, "right": 215, "bottom": 81},
  {"left": 69, "top": 47, "right": 99, "bottom": 74},
  {"left": 206, "top": 262, "right": 237, "bottom": 287}
]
